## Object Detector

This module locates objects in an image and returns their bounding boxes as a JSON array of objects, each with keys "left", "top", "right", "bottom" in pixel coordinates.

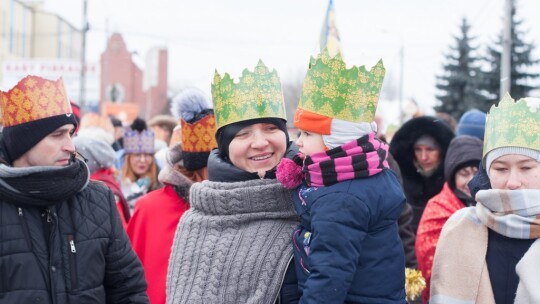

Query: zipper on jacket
[
  {"left": 17, "top": 207, "right": 33, "bottom": 250},
  {"left": 67, "top": 234, "right": 79, "bottom": 290},
  {"left": 44, "top": 207, "right": 58, "bottom": 304},
  {"left": 273, "top": 255, "right": 294, "bottom": 304}
]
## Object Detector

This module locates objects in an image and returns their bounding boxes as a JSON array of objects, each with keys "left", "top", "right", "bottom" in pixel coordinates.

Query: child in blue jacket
[{"left": 277, "top": 50, "right": 407, "bottom": 304}]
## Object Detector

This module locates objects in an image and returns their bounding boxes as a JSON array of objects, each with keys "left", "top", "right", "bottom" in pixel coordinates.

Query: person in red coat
[
  {"left": 415, "top": 135, "right": 483, "bottom": 303},
  {"left": 127, "top": 88, "right": 217, "bottom": 304}
]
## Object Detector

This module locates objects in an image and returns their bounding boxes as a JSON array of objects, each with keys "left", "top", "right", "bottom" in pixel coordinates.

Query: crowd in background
[{"left": 1, "top": 49, "right": 539, "bottom": 304}]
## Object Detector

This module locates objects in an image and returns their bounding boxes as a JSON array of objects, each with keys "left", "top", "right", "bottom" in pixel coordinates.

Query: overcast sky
[{"left": 43, "top": 0, "right": 540, "bottom": 113}]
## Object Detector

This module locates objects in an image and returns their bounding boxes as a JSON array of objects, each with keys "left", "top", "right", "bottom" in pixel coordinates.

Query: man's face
[{"left": 13, "top": 124, "right": 76, "bottom": 167}]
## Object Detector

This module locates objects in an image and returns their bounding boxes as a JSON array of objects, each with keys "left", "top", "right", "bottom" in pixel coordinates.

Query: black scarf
[{"left": 0, "top": 158, "right": 89, "bottom": 207}]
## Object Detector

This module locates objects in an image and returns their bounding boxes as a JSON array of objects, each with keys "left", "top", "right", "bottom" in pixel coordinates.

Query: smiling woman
[{"left": 167, "top": 61, "right": 300, "bottom": 304}]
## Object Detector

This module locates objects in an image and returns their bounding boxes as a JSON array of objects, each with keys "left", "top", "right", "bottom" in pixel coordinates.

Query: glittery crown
[
  {"left": 181, "top": 113, "right": 218, "bottom": 153},
  {"left": 483, "top": 93, "right": 540, "bottom": 158},
  {"left": 211, "top": 60, "right": 287, "bottom": 129},
  {"left": 0, "top": 75, "right": 73, "bottom": 127},
  {"left": 298, "top": 49, "right": 385, "bottom": 123},
  {"left": 123, "top": 128, "right": 155, "bottom": 154}
]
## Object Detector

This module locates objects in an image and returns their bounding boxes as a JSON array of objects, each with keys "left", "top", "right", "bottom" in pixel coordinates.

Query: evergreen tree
[
  {"left": 478, "top": 0, "right": 540, "bottom": 111},
  {"left": 435, "top": 18, "right": 486, "bottom": 120}
]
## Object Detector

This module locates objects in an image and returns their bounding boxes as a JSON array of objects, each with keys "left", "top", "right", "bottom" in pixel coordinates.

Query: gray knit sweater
[{"left": 166, "top": 178, "right": 298, "bottom": 304}]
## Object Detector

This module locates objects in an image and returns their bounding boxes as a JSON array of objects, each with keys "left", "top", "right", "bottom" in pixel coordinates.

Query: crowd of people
[{"left": 0, "top": 48, "right": 539, "bottom": 304}]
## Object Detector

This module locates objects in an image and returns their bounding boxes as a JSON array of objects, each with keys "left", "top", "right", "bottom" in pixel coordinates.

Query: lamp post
[{"left": 79, "top": 0, "right": 89, "bottom": 113}]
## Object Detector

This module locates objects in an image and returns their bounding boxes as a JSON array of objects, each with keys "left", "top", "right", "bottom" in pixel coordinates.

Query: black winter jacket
[{"left": 0, "top": 179, "right": 148, "bottom": 303}]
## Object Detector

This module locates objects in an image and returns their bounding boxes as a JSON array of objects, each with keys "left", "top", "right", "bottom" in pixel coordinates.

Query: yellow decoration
[
  {"left": 405, "top": 268, "right": 426, "bottom": 302},
  {"left": 483, "top": 93, "right": 540, "bottom": 159},
  {"left": 298, "top": 49, "right": 385, "bottom": 123},
  {"left": 0, "top": 75, "right": 72, "bottom": 127},
  {"left": 211, "top": 60, "right": 286, "bottom": 129}
]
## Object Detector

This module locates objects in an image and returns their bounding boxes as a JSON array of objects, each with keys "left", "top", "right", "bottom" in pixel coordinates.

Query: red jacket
[
  {"left": 91, "top": 168, "right": 130, "bottom": 229},
  {"left": 415, "top": 183, "right": 466, "bottom": 304},
  {"left": 127, "top": 185, "right": 190, "bottom": 304}
]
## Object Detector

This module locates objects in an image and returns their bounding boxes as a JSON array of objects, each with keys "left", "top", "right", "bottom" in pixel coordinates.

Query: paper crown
[
  {"left": 0, "top": 75, "right": 73, "bottom": 127},
  {"left": 483, "top": 93, "right": 540, "bottom": 159},
  {"left": 294, "top": 49, "right": 385, "bottom": 134},
  {"left": 211, "top": 60, "right": 287, "bottom": 129},
  {"left": 181, "top": 113, "right": 218, "bottom": 153},
  {"left": 123, "top": 128, "right": 155, "bottom": 154}
]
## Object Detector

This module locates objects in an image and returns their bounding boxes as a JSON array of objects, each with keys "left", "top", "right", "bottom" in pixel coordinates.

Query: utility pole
[
  {"left": 500, "top": 0, "right": 512, "bottom": 97},
  {"left": 399, "top": 44, "right": 404, "bottom": 124},
  {"left": 79, "top": 0, "right": 88, "bottom": 112}
]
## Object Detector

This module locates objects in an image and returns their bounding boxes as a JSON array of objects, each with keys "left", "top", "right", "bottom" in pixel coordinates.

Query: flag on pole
[{"left": 319, "top": 0, "right": 342, "bottom": 57}]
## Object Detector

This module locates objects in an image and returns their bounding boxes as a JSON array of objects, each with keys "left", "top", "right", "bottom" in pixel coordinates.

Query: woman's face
[
  {"left": 128, "top": 153, "right": 154, "bottom": 177},
  {"left": 454, "top": 165, "right": 478, "bottom": 196},
  {"left": 414, "top": 145, "right": 441, "bottom": 172},
  {"left": 489, "top": 154, "right": 540, "bottom": 190},
  {"left": 296, "top": 129, "right": 326, "bottom": 157},
  {"left": 228, "top": 123, "right": 287, "bottom": 177}
]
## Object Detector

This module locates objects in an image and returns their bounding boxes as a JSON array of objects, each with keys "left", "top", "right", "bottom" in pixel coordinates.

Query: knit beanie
[
  {"left": 216, "top": 118, "right": 289, "bottom": 160},
  {"left": 72, "top": 136, "right": 116, "bottom": 174},
  {"left": 414, "top": 134, "right": 441, "bottom": 150},
  {"left": 456, "top": 109, "right": 486, "bottom": 140},
  {"left": 172, "top": 88, "right": 218, "bottom": 171},
  {"left": 485, "top": 147, "right": 540, "bottom": 175},
  {"left": 0, "top": 75, "right": 77, "bottom": 163},
  {"left": 294, "top": 49, "right": 385, "bottom": 148}
]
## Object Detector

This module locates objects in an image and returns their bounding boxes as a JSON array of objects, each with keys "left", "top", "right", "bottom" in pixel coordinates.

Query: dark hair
[{"left": 215, "top": 118, "right": 289, "bottom": 160}]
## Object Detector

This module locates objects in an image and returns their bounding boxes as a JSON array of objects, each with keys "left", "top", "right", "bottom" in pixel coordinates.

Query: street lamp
[{"left": 79, "top": 0, "right": 89, "bottom": 113}]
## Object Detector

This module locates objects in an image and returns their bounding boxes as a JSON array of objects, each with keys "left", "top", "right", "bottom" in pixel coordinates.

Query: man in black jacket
[{"left": 0, "top": 75, "right": 148, "bottom": 303}]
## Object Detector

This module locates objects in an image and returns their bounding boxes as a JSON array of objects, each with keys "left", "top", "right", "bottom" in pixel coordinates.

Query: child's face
[{"left": 296, "top": 130, "right": 326, "bottom": 157}]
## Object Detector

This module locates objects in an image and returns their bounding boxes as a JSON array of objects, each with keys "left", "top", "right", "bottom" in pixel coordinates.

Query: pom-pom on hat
[
  {"left": 0, "top": 75, "right": 77, "bottom": 163},
  {"left": 172, "top": 88, "right": 218, "bottom": 171}
]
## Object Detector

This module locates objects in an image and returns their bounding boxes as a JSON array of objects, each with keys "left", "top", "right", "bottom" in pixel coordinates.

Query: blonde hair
[{"left": 121, "top": 154, "right": 160, "bottom": 191}]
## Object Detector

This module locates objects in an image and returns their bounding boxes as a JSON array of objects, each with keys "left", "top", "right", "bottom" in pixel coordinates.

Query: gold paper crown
[
  {"left": 298, "top": 49, "right": 385, "bottom": 123},
  {"left": 483, "top": 93, "right": 540, "bottom": 158},
  {"left": 0, "top": 75, "right": 72, "bottom": 127},
  {"left": 211, "top": 60, "right": 286, "bottom": 129},
  {"left": 181, "top": 113, "right": 218, "bottom": 153}
]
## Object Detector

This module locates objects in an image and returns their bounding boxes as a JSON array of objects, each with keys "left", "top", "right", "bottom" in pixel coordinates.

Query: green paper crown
[
  {"left": 298, "top": 49, "right": 385, "bottom": 122},
  {"left": 483, "top": 93, "right": 540, "bottom": 159},
  {"left": 211, "top": 60, "right": 286, "bottom": 129}
]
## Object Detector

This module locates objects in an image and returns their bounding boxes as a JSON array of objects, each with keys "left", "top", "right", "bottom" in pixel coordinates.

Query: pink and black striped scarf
[{"left": 303, "top": 132, "right": 389, "bottom": 187}]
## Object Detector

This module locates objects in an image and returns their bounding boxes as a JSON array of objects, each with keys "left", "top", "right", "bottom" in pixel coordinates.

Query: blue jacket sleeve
[{"left": 299, "top": 191, "right": 369, "bottom": 304}]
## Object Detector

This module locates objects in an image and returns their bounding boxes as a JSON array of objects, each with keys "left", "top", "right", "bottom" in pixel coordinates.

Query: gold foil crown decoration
[
  {"left": 298, "top": 49, "right": 385, "bottom": 123},
  {"left": 483, "top": 93, "right": 540, "bottom": 158},
  {"left": 211, "top": 60, "right": 287, "bottom": 129},
  {"left": 0, "top": 75, "right": 73, "bottom": 127}
]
